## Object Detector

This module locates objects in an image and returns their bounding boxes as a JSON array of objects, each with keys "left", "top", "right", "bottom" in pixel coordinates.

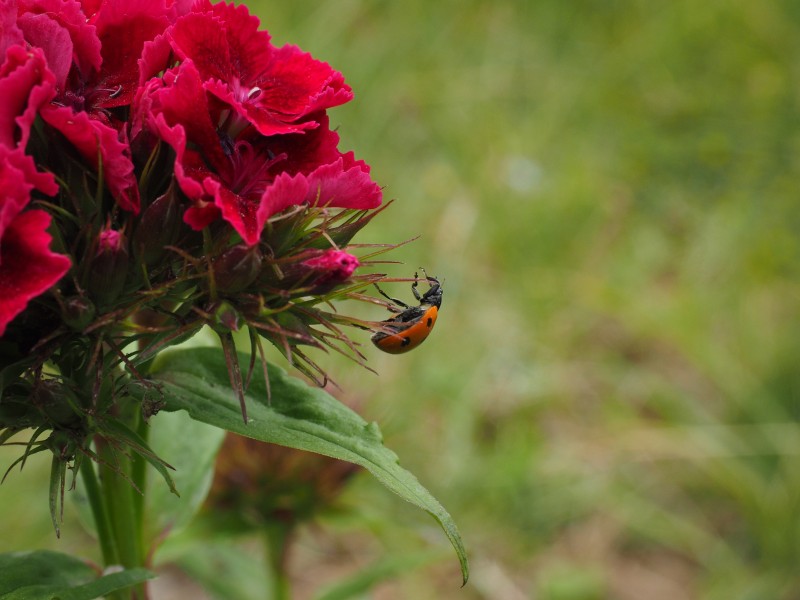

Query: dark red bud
[
  {"left": 88, "top": 229, "right": 129, "bottom": 308},
  {"left": 213, "top": 244, "right": 263, "bottom": 294},
  {"left": 32, "top": 381, "right": 83, "bottom": 429},
  {"left": 133, "top": 188, "right": 183, "bottom": 266}
]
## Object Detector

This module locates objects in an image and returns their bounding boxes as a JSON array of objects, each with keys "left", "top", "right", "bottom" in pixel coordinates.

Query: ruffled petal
[{"left": 41, "top": 103, "right": 140, "bottom": 212}]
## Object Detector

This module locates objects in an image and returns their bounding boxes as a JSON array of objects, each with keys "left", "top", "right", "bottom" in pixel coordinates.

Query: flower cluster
[{"left": 0, "top": 0, "right": 388, "bottom": 460}]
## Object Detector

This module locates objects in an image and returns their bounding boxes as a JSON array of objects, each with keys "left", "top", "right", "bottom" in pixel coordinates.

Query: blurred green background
[{"left": 3, "top": 0, "right": 799, "bottom": 598}]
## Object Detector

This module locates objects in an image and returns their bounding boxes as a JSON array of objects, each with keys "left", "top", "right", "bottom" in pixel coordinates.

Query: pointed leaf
[
  {"left": 48, "top": 455, "right": 65, "bottom": 538},
  {"left": 132, "top": 347, "right": 469, "bottom": 584}
]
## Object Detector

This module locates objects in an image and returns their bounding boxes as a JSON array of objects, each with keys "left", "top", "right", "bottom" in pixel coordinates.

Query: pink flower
[
  {"left": 143, "top": 59, "right": 381, "bottom": 245},
  {"left": 0, "top": 147, "right": 70, "bottom": 336}
]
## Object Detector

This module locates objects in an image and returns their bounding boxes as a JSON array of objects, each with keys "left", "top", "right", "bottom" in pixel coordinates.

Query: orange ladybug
[{"left": 371, "top": 271, "right": 442, "bottom": 354}]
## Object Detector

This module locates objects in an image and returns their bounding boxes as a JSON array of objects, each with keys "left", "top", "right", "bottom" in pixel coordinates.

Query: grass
[
  {"left": 260, "top": 1, "right": 800, "bottom": 598},
  {"left": 2, "top": 1, "right": 799, "bottom": 598}
]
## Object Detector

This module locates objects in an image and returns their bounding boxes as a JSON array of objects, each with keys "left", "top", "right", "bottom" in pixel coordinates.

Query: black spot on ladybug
[
  {"left": 401, "top": 336, "right": 411, "bottom": 346},
  {"left": 426, "top": 317, "right": 433, "bottom": 327}
]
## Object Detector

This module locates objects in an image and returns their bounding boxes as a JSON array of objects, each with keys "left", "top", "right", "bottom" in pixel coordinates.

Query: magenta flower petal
[
  {"left": 0, "top": 1, "right": 24, "bottom": 59},
  {"left": 247, "top": 172, "right": 309, "bottom": 242},
  {"left": 16, "top": 12, "right": 72, "bottom": 89},
  {"left": 168, "top": 2, "right": 352, "bottom": 136},
  {"left": 0, "top": 45, "right": 56, "bottom": 150},
  {"left": 304, "top": 153, "right": 382, "bottom": 210},
  {"left": 148, "top": 62, "right": 228, "bottom": 174},
  {"left": 263, "top": 113, "right": 343, "bottom": 176},
  {"left": 77, "top": 0, "right": 102, "bottom": 20},
  {"left": 0, "top": 209, "right": 71, "bottom": 336},
  {"left": 41, "top": 103, "right": 140, "bottom": 212},
  {"left": 0, "top": 145, "right": 58, "bottom": 197},
  {"left": 249, "top": 43, "right": 353, "bottom": 125},
  {"left": 0, "top": 148, "right": 69, "bottom": 336},
  {"left": 91, "top": 0, "right": 172, "bottom": 109},
  {"left": 17, "top": 0, "right": 102, "bottom": 87}
]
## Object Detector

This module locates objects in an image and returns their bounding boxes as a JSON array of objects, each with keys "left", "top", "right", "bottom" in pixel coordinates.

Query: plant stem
[
  {"left": 263, "top": 523, "right": 293, "bottom": 600},
  {"left": 130, "top": 409, "right": 147, "bottom": 555},
  {"left": 97, "top": 437, "right": 145, "bottom": 598},
  {"left": 79, "top": 456, "right": 119, "bottom": 568}
]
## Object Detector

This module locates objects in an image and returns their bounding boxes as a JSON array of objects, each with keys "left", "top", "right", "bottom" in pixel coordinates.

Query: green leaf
[
  {"left": 0, "top": 550, "right": 153, "bottom": 600},
  {"left": 146, "top": 410, "right": 226, "bottom": 540},
  {"left": 48, "top": 455, "right": 65, "bottom": 538},
  {"left": 133, "top": 347, "right": 469, "bottom": 585}
]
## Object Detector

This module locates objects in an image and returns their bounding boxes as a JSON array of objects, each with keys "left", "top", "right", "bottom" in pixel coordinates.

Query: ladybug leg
[
  {"left": 412, "top": 268, "right": 438, "bottom": 302},
  {"left": 374, "top": 283, "right": 409, "bottom": 312},
  {"left": 411, "top": 271, "right": 422, "bottom": 302}
]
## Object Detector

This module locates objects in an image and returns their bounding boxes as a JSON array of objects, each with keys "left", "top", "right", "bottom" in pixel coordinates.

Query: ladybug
[{"left": 371, "top": 271, "right": 442, "bottom": 354}]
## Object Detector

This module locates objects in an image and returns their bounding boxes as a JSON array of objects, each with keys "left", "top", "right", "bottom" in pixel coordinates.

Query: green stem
[
  {"left": 263, "top": 523, "right": 293, "bottom": 600},
  {"left": 96, "top": 434, "right": 146, "bottom": 600},
  {"left": 79, "top": 456, "right": 119, "bottom": 568},
  {"left": 130, "top": 410, "right": 147, "bottom": 555}
]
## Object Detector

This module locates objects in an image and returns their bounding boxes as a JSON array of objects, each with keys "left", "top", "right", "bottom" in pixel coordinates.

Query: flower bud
[
  {"left": 61, "top": 296, "right": 96, "bottom": 331},
  {"left": 32, "top": 380, "right": 83, "bottom": 429},
  {"left": 88, "top": 229, "right": 129, "bottom": 308},
  {"left": 212, "top": 244, "right": 263, "bottom": 294},
  {"left": 301, "top": 249, "right": 359, "bottom": 289},
  {"left": 267, "top": 249, "right": 359, "bottom": 296},
  {"left": 210, "top": 300, "right": 242, "bottom": 333},
  {"left": 133, "top": 188, "right": 183, "bottom": 267}
]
